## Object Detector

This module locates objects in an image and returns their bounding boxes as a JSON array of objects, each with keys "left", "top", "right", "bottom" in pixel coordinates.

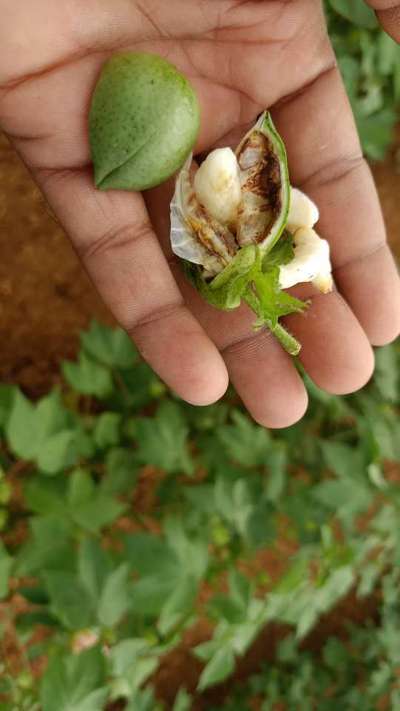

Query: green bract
[
  {"left": 184, "top": 236, "right": 307, "bottom": 356},
  {"left": 89, "top": 53, "right": 200, "bottom": 191}
]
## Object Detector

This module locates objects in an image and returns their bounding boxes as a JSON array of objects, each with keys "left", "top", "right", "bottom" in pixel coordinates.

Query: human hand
[{"left": 1, "top": 0, "right": 399, "bottom": 427}]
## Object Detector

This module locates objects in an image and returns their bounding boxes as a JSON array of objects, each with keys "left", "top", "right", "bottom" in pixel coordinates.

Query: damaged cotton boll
[
  {"left": 235, "top": 116, "right": 290, "bottom": 250},
  {"left": 170, "top": 154, "right": 237, "bottom": 277},
  {"left": 279, "top": 227, "right": 333, "bottom": 293},
  {"left": 169, "top": 111, "right": 331, "bottom": 356},
  {"left": 193, "top": 148, "right": 242, "bottom": 228}
]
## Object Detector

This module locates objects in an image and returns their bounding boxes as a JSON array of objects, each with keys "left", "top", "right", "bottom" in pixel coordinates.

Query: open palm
[{"left": 1, "top": 0, "right": 399, "bottom": 427}]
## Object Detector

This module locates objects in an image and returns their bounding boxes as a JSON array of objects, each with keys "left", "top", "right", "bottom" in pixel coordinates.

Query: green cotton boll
[{"left": 89, "top": 52, "right": 200, "bottom": 191}]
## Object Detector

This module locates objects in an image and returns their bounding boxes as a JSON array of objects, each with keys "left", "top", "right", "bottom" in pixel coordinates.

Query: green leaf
[
  {"left": 81, "top": 321, "right": 137, "bottom": 369},
  {"left": 66, "top": 688, "right": 109, "bottom": 711},
  {"left": 374, "top": 345, "right": 399, "bottom": 402},
  {"left": 193, "top": 639, "right": 220, "bottom": 663},
  {"left": 208, "top": 594, "right": 245, "bottom": 624},
  {"left": 265, "top": 446, "right": 287, "bottom": 502},
  {"left": 68, "top": 469, "right": 125, "bottom": 533},
  {"left": 158, "top": 576, "right": 198, "bottom": 636},
  {"left": 328, "top": 0, "right": 378, "bottom": 29},
  {"left": 124, "top": 533, "right": 179, "bottom": 577},
  {"left": 109, "top": 640, "right": 158, "bottom": 696},
  {"left": 228, "top": 569, "right": 251, "bottom": 610},
  {"left": 109, "top": 638, "right": 151, "bottom": 676},
  {"left": 24, "top": 477, "right": 67, "bottom": 516},
  {"left": 338, "top": 56, "right": 361, "bottom": 99},
  {"left": 135, "top": 401, "right": 193, "bottom": 475},
  {"left": 322, "top": 637, "right": 349, "bottom": 669},
  {"left": 6, "top": 389, "right": 76, "bottom": 471},
  {"left": 6, "top": 389, "right": 38, "bottom": 460},
  {"left": 72, "top": 495, "right": 126, "bottom": 534},
  {"left": 16, "top": 516, "right": 75, "bottom": 575},
  {"left": 40, "top": 647, "right": 107, "bottom": 711},
  {"left": 62, "top": 353, "right": 113, "bottom": 398},
  {"left": 93, "top": 412, "right": 121, "bottom": 449},
  {"left": 356, "top": 109, "right": 397, "bottom": 161},
  {"left": 275, "top": 557, "right": 310, "bottom": 594},
  {"left": 78, "top": 539, "right": 112, "bottom": 603},
  {"left": 250, "top": 265, "right": 307, "bottom": 327},
  {"left": 312, "top": 479, "right": 372, "bottom": 515},
  {"left": 89, "top": 52, "right": 200, "bottom": 191},
  {"left": 125, "top": 533, "right": 180, "bottom": 582},
  {"left": 315, "top": 566, "right": 355, "bottom": 614},
  {"left": 172, "top": 689, "right": 192, "bottom": 711},
  {"left": 197, "top": 647, "right": 235, "bottom": 691},
  {"left": 130, "top": 576, "right": 178, "bottom": 616},
  {"left": 101, "top": 447, "right": 138, "bottom": 495},
  {"left": 68, "top": 469, "right": 95, "bottom": 506},
  {"left": 44, "top": 571, "right": 95, "bottom": 630},
  {"left": 263, "top": 232, "right": 295, "bottom": 269},
  {"left": 0, "top": 542, "right": 13, "bottom": 599},
  {"left": 97, "top": 563, "right": 130, "bottom": 627},
  {"left": 19, "top": 585, "right": 49, "bottom": 606},
  {"left": 296, "top": 602, "right": 319, "bottom": 640},
  {"left": 320, "top": 441, "right": 363, "bottom": 478},
  {"left": 124, "top": 534, "right": 183, "bottom": 610},
  {"left": 214, "top": 475, "right": 236, "bottom": 523},
  {"left": 0, "top": 384, "right": 16, "bottom": 430},
  {"left": 124, "top": 688, "right": 160, "bottom": 711},
  {"left": 377, "top": 32, "right": 399, "bottom": 76},
  {"left": 164, "top": 518, "right": 209, "bottom": 580},
  {"left": 38, "top": 430, "right": 76, "bottom": 475},
  {"left": 217, "top": 410, "right": 271, "bottom": 467}
]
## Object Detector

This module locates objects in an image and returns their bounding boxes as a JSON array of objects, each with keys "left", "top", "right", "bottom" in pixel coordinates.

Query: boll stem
[
  {"left": 243, "top": 289, "right": 301, "bottom": 356},
  {"left": 269, "top": 323, "right": 302, "bottom": 356}
]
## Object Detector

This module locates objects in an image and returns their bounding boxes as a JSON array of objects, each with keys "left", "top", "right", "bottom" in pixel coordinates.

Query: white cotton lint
[
  {"left": 287, "top": 188, "right": 319, "bottom": 233},
  {"left": 279, "top": 227, "right": 333, "bottom": 293},
  {"left": 194, "top": 147, "right": 242, "bottom": 227}
]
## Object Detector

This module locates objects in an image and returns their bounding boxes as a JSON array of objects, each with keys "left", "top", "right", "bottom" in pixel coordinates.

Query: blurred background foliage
[{"left": 325, "top": 0, "right": 400, "bottom": 159}]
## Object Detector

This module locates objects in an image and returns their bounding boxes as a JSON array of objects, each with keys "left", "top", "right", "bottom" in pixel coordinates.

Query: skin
[{"left": 0, "top": 0, "right": 399, "bottom": 429}]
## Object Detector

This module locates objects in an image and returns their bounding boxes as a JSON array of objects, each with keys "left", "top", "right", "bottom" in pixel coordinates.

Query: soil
[
  {"left": 0, "top": 133, "right": 111, "bottom": 397},
  {"left": 0, "top": 131, "right": 400, "bottom": 707}
]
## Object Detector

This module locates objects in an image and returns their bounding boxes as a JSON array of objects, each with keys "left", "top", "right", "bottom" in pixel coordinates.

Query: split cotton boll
[
  {"left": 279, "top": 227, "right": 333, "bottom": 293},
  {"left": 194, "top": 148, "right": 242, "bottom": 227},
  {"left": 169, "top": 112, "right": 324, "bottom": 356},
  {"left": 287, "top": 188, "right": 319, "bottom": 233}
]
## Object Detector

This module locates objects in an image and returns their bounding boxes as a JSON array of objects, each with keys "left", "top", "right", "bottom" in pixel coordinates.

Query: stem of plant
[
  {"left": 243, "top": 291, "right": 301, "bottom": 356},
  {"left": 270, "top": 322, "right": 301, "bottom": 356}
]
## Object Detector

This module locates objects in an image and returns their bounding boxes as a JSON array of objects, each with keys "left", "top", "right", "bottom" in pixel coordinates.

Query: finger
[
  {"left": 146, "top": 183, "right": 308, "bottom": 429},
  {"left": 334, "top": 246, "right": 400, "bottom": 346},
  {"left": 272, "top": 62, "right": 400, "bottom": 369},
  {"left": 283, "top": 286, "right": 375, "bottom": 395},
  {"left": 34, "top": 166, "right": 228, "bottom": 405},
  {"left": 365, "top": 1, "right": 400, "bottom": 41},
  {"left": 220, "top": 318, "right": 308, "bottom": 429}
]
